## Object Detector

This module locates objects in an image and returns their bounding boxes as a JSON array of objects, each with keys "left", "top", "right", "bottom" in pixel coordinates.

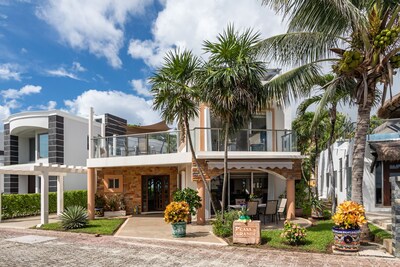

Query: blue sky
[
  {"left": 0, "top": 0, "right": 287, "bottom": 127},
  {"left": 0, "top": 0, "right": 397, "bottom": 128}
]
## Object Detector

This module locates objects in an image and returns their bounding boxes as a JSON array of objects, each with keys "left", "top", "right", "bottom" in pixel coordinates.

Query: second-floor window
[{"left": 38, "top": 133, "right": 48, "bottom": 158}]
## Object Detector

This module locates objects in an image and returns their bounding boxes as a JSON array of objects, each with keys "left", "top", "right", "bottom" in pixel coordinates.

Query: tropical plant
[
  {"left": 332, "top": 201, "right": 367, "bottom": 229},
  {"left": 259, "top": 1, "right": 400, "bottom": 205},
  {"left": 199, "top": 25, "right": 267, "bottom": 214},
  {"left": 173, "top": 188, "right": 202, "bottom": 216},
  {"left": 95, "top": 193, "right": 106, "bottom": 209},
  {"left": 60, "top": 206, "right": 88, "bottom": 230},
  {"left": 281, "top": 220, "right": 307, "bottom": 245},
  {"left": 150, "top": 49, "right": 217, "bottom": 215},
  {"left": 164, "top": 201, "right": 190, "bottom": 224},
  {"left": 310, "top": 193, "right": 324, "bottom": 215},
  {"left": 212, "top": 210, "right": 240, "bottom": 237}
]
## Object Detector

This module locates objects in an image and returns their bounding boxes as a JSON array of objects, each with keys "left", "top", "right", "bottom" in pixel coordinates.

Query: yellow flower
[{"left": 332, "top": 201, "right": 367, "bottom": 229}]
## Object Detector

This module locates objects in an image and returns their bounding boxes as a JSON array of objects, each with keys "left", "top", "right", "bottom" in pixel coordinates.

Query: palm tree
[
  {"left": 149, "top": 49, "right": 217, "bottom": 215},
  {"left": 199, "top": 25, "right": 267, "bottom": 213},
  {"left": 259, "top": 1, "right": 400, "bottom": 204}
]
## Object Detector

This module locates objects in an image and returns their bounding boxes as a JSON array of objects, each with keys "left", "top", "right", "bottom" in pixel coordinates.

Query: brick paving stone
[{"left": 0, "top": 228, "right": 400, "bottom": 266}]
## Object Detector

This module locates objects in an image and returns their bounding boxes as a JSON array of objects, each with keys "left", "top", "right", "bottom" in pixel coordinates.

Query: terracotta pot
[
  {"left": 295, "top": 208, "right": 303, "bottom": 217},
  {"left": 332, "top": 227, "right": 361, "bottom": 252}
]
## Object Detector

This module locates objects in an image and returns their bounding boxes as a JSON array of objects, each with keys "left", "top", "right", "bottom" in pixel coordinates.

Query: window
[
  {"left": 109, "top": 178, "right": 120, "bottom": 189},
  {"left": 38, "top": 133, "right": 48, "bottom": 158},
  {"left": 29, "top": 138, "right": 35, "bottom": 162},
  {"left": 104, "top": 175, "right": 123, "bottom": 193}
]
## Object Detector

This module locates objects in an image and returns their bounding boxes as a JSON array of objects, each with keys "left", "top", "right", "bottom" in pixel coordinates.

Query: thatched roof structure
[
  {"left": 377, "top": 93, "right": 400, "bottom": 119},
  {"left": 370, "top": 140, "right": 400, "bottom": 162},
  {"left": 125, "top": 121, "right": 170, "bottom": 135}
]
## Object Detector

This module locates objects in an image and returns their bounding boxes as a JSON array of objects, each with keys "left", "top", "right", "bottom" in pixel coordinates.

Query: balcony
[{"left": 92, "top": 128, "right": 296, "bottom": 158}]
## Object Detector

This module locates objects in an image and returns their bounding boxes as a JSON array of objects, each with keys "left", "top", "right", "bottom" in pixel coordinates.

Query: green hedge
[{"left": 1, "top": 190, "right": 87, "bottom": 219}]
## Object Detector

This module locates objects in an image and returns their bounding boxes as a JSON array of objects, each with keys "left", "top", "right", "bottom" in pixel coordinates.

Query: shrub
[
  {"left": 212, "top": 210, "right": 240, "bottom": 237},
  {"left": 164, "top": 201, "right": 190, "bottom": 223},
  {"left": 280, "top": 220, "right": 307, "bottom": 245},
  {"left": 332, "top": 201, "right": 367, "bottom": 229},
  {"left": 173, "top": 188, "right": 202, "bottom": 216},
  {"left": 1, "top": 190, "right": 87, "bottom": 219},
  {"left": 60, "top": 206, "right": 88, "bottom": 230},
  {"left": 105, "top": 194, "right": 125, "bottom": 211}
]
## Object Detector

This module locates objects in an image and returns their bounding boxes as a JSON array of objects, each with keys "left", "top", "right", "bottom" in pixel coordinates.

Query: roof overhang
[
  {"left": 196, "top": 151, "right": 305, "bottom": 160},
  {"left": 0, "top": 163, "right": 87, "bottom": 176},
  {"left": 369, "top": 140, "right": 400, "bottom": 162},
  {"left": 207, "top": 161, "right": 293, "bottom": 170}
]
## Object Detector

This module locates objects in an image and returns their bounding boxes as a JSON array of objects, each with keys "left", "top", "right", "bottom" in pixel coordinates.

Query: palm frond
[{"left": 296, "top": 95, "right": 323, "bottom": 116}]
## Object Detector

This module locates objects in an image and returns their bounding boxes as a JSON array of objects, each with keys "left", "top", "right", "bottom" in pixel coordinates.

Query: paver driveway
[{"left": 0, "top": 228, "right": 399, "bottom": 267}]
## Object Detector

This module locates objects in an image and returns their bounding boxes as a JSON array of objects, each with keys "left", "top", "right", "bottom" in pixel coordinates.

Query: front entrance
[
  {"left": 383, "top": 162, "right": 400, "bottom": 206},
  {"left": 142, "top": 175, "right": 170, "bottom": 212}
]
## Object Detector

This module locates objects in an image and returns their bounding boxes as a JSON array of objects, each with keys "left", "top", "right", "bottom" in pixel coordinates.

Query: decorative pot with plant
[
  {"left": 238, "top": 206, "right": 251, "bottom": 222},
  {"left": 310, "top": 194, "right": 324, "bottom": 219},
  {"left": 173, "top": 188, "right": 202, "bottom": 224},
  {"left": 164, "top": 201, "right": 190, "bottom": 238},
  {"left": 332, "top": 201, "right": 367, "bottom": 252},
  {"left": 95, "top": 194, "right": 105, "bottom": 217}
]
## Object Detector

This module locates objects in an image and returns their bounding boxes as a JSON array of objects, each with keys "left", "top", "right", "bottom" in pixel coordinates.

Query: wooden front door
[
  {"left": 142, "top": 175, "right": 170, "bottom": 212},
  {"left": 384, "top": 162, "right": 400, "bottom": 206}
]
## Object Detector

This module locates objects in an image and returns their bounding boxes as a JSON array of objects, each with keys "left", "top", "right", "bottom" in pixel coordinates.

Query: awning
[
  {"left": 369, "top": 140, "right": 400, "bottom": 162},
  {"left": 125, "top": 121, "right": 170, "bottom": 134},
  {"left": 207, "top": 161, "right": 293, "bottom": 170}
]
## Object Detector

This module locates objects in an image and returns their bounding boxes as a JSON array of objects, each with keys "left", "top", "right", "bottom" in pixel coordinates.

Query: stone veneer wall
[
  {"left": 97, "top": 166, "right": 178, "bottom": 214},
  {"left": 391, "top": 176, "right": 400, "bottom": 257}
]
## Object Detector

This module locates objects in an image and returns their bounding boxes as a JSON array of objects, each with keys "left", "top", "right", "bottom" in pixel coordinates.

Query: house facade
[
  {"left": 1, "top": 110, "right": 125, "bottom": 194},
  {"left": 87, "top": 103, "right": 304, "bottom": 223},
  {"left": 317, "top": 119, "right": 400, "bottom": 213}
]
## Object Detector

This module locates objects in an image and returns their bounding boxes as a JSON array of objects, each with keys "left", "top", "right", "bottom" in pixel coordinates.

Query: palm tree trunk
[
  {"left": 314, "top": 134, "right": 319, "bottom": 198},
  {"left": 328, "top": 106, "right": 337, "bottom": 214},
  {"left": 221, "top": 120, "right": 230, "bottom": 217},
  {"left": 184, "top": 118, "right": 217, "bottom": 216},
  {"left": 351, "top": 93, "right": 374, "bottom": 204}
]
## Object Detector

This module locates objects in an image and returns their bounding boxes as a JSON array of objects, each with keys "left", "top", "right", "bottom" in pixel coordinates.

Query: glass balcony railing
[
  {"left": 367, "top": 132, "right": 400, "bottom": 141},
  {"left": 193, "top": 128, "right": 296, "bottom": 152},
  {"left": 92, "top": 131, "right": 180, "bottom": 158},
  {"left": 91, "top": 128, "right": 296, "bottom": 158}
]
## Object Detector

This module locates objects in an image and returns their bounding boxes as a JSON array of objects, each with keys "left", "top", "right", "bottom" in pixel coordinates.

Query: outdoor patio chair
[
  {"left": 235, "top": 198, "right": 246, "bottom": 205},
  {"left": 277, "top": 198, "right": 287, "bottom": 221},
  {"left": 247, "top": 201, "right": 259, "bottom": 220},
  {"left": 260, "top": 200, "right": 278, "bottom": 225},
  {"left": 252, "top": 198, "right": 262, "bottom": 205}
]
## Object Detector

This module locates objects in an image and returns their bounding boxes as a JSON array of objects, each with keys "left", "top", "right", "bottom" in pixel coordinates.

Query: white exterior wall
[{"left": 18, "top": 175, "right": 28, "bottom": 194}]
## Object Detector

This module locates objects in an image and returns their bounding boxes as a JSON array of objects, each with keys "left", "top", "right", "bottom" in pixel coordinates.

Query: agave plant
[{"left": 60, "top": 206, "right": 88, "bottom": 230}]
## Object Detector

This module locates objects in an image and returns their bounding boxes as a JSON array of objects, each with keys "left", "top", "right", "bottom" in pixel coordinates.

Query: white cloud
[
  {"left": 37, "top": 0, "right": 153, "bottom": 68},
  {"left": 64, "top": 89, "right": 160, "bottom": 125},
  {"left": 130, "top": 79, "right": 152, "bottom": 97},
  {"left": 128, "top": 0, "right": 286, "bottom": 68},
  {"left": 47, "top": 68, "right": 80, "bottom": 80},
  {"left": 72, "top": 61, "right": 86, "bottom": 72},
  {"left": 0, "top": 63, "right": 21, "bottom": 81},
  {"left": 39, "top": 100, "right": 57, "bottom": 110},
  {"left": 2, "top": 84, "right": 42, "bottom": 99}
]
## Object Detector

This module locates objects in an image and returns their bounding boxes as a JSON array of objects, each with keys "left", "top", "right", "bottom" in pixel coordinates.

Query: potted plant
[
  {"left": 295, "top": 181, "right": 307, "bottom": 217},
  {"left": 310, "top": 194, "right": 324, "bottom": 219},
  {"left": 332, "top": 201, "right": 367, "bottom": 252},
  {"left": 94, "top": 194, "right": 105, "bottom": 217},
  {"left": 164, "top": 201, "right": 190, "bottom": 238},
  {"left": 173, "top": 188, "right": 202, "bottom": 224},
  {"left": 238, "top": 206, "right": 251, "bottom": 222}
]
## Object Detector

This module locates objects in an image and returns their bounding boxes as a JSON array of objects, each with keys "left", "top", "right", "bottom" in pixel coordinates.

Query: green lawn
[
  {"left": 368, "top": 223, "right": 392, "bottom": 243},
  {"left": 260, "top": 220, "right": 334, "bottom": 253},
  {"left": 36, "top": 218, "right": 126, "bottom": 235}
]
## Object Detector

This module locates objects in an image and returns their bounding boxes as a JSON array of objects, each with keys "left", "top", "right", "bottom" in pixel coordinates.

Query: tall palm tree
[
  {"left": 199, "top": 25, "right": 267, "bottom": 213},
  {"left": 297, "top": 74, "right": 352, "bottom": 212},
  {"left": 259, "top": 1, "right": 400, "bottom": 204},
  {"left": 150, "top": 49, "right": 217, "bottom": 215}
]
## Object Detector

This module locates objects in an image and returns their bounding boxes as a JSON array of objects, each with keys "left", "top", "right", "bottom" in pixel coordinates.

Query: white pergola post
[
  {"left": 40, "top": 171, "right": 49, "bottom": 226},
  {"left": 35, "top": 176, "right": 40, "bottom": 193},
  {"left": 57, "top": 175, "right": 64, "bottom": 216}
]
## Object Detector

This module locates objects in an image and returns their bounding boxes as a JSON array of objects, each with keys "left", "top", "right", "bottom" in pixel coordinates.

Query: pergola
[{"left": 0, "top": 163, "right": 87, "bottom": 226}]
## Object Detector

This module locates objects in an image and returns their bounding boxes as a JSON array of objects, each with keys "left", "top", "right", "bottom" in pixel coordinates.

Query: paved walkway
[
  {"left": 0, "top": 228, "right": 399, "bottom": 266},
  {"left": 0, "top": 215, "right": 60, "bottom": 229}
]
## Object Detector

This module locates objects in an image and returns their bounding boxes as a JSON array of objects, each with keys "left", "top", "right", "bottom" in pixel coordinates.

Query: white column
[
  {"left": 57, "top": 175, "right": 64, "bottom": 215},
  {"left": 88, "top": 107, "right": 94, "bottom": 159},
  {"left": 39, "top": 171, "right": 49, "bottom": 226},
  {"left": 35, "top": 176, "right": 40, "bottom": 193}
]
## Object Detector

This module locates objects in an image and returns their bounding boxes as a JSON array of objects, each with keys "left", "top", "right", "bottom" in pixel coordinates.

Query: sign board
[{"left": 233, "top": 220, "right": 261, "bottom": 244}]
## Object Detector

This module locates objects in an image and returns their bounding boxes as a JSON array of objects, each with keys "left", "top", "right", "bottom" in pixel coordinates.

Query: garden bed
[
  {"left": 368, "top": 223, "right": 392, "bottom": 244},
  {"left": 227, "top": 220, "right": 334, "bottom": 253},
  {"left": 35, "top": 218, "right": 126, "bottom": 235}
]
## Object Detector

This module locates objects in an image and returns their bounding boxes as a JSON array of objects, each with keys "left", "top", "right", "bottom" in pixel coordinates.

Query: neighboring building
[
  {"left": 1, "top": 110, "right": 124, "bottom": 194},
  {"left": 317, "top": 93, "right": 400, "bottom": 212},
  {"left": 87, "top": 76, "right": 304, "bottom": 223}
]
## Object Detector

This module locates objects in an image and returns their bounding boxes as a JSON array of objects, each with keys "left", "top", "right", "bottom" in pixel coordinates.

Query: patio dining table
[{"left": 228, "top": 203, "right": 266, "bottom": 209}]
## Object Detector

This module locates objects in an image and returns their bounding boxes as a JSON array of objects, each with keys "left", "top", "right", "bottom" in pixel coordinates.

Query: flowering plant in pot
[
  {"left": 164, "top": 201, "right": 190, "bottom": 238},
  {"left": 332, "top": 201, "right": 367, "bottom": 251},
  {"left": 173, "top": 188, "right": 202, "bottom": 223},
  {"left": 237, "top": 206, "right": 251, "bottom": 222}
]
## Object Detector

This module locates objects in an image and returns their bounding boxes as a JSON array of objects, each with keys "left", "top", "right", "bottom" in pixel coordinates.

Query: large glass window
[
  {"left": 29, "top": 137, "right": 35, "bottom": 162},
  {"left": 38, "top": 133, "right": 48, "bottom": 158},
  {"left": 375, "top": 161, "right": 383, "bottom": 205}
]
